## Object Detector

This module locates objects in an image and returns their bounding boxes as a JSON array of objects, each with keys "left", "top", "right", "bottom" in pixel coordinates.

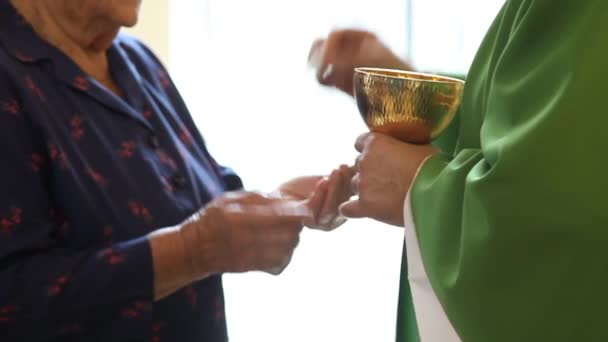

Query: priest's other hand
[{"left": 308, "top": 29, "right": 412, "bottom": 96}]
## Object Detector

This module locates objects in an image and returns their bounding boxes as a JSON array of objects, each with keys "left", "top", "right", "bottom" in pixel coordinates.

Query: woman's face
[{"left": 57, "top": 0, "right": 142, "bottom": 29}]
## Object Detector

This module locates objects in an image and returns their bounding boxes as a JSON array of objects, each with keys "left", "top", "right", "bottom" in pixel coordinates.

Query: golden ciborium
[{"left": 353, "top": 68, "right": 465, "bottom": 144}]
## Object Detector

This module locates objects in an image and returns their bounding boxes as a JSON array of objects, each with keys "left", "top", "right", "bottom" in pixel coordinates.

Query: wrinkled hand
[
  {"left": 340, "top": 133, "right": 438, "bottom": 227},
  {"left": 308, "top": 29, "right": 412, "bottom": 95},
  {"left": 180, "top": 191, "right": 311, "bottom": 276},
  {"left": 276, "top": 165, "right": 354, "bottom": 231}
]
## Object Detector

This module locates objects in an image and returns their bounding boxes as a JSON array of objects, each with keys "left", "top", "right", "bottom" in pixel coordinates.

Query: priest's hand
[{"left": 340, "top": 133, "right": 438, "bottom": 227}]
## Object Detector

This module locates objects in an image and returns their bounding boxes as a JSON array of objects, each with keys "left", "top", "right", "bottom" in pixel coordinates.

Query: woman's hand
[
  {"left": 179, "top": 191, "right": 311, "bottom": 276},
  {"left": 308, "top": 29, "right": 412, "bottom": 95},
  {"left": 276, "top": 165, "right": 354, "bottom": 231},
  {"left": 152, "top": 191, "right": 311, "bottom": 299}
]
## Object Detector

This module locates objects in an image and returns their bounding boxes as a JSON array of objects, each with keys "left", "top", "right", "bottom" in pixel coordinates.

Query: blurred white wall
[
  {"left": 170, "top": 2, "right": 408, "bottom": 342},
  {"left": 124, "top": 0, "right": 171, "bottom": 65}
]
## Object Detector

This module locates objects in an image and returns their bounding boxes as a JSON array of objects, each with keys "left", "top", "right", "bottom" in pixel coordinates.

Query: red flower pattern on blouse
[
  {"left": 47, "top": 274, "right": 71, "bottom": 296},
  {"left": 143, "top": 107, "right": 153, "bottom": 119},
  {"left": 25, "top": 76, "right": 45, "bottom": 100},
  {"left": 128, "top": 200, "right": 153, "bottom": 223},
  {"left": 1, "top": 207, "right": 22, "bottom": 236},
  {"left": 1, "top": 99, "right": 20, "bottom": 116},
  {"left": 29, "top": 153, "right": 44, "bottom": 172},
  {"left": 0, "top": 305, "right": 19, "bottom": 324},
  {"left": 151, "top": 321, "right": 165, "bottom": 342},
  {"left": 119, "top": 140, "right": 137, "bottom": 158},
  {"left": 157, "top": 150, "right": 177, "bottom": 170},
  {"left": 122, "top": 300, "right": 152, "bottom": 319},
  {"left": 47, "top": 143, "right": 69, "bottom": 169},
  {"left": 70, "top": 115, "right": 85, "bottom": 140},
  {"left": 98, "top": 248, "right": 125, "bottom": 265},
  {"left": 158, "top": 69, "right": 170, "bottom": 89},
  {"left": 179, "top": 128, "right": 193, "bottom": 147},
  {"left": 103, "top": 225, "right": 114, "bottom": 246},
  {"left": 73, "top": 76, "right": 90, "bottom": 91},
  {"left": 86, "top": 168, "right": 109, "bottom": 186}
]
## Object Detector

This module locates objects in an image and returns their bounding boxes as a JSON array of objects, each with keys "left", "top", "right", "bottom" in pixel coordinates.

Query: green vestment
[{"left": 397, "top": 1, "right": 608, "bottom": 340}]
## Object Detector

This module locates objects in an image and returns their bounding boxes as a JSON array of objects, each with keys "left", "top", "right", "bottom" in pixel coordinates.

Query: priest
[{"left": 310, "top": 0, "right": 608, "bottom": 340}]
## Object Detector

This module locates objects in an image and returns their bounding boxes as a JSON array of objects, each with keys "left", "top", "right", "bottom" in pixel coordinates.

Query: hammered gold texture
[{"left": 354, "top": 68, "right": 465, "bottom": 144}]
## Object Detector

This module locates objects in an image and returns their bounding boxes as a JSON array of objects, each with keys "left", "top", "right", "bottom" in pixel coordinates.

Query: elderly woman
[{"left": 0, "top": 0, "right": 352, "bottom": 341}]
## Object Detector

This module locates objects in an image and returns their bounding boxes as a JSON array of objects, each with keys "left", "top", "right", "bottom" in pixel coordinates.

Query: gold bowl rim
[{"left": 354, "top": 67, "right": 465, "bottom": 85}]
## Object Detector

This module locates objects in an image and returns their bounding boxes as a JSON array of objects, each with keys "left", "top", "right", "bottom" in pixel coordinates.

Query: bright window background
[
  {"left": 167, "top": 1, "right": 504, "bottom": 341},
  {"left": 407, "top": 0, "right": 506, "bottom": 73}
]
